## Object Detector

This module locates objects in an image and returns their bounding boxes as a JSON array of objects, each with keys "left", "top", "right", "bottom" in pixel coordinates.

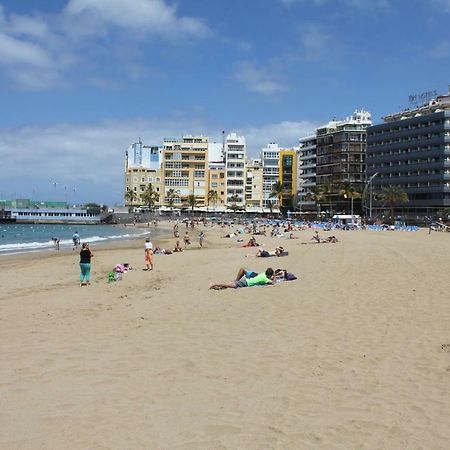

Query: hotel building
[{"left": 367, "top": 90, "right": 450, "bottom": 216}]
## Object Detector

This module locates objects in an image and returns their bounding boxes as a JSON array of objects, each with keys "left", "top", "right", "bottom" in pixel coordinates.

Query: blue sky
[{"left": 1, "top": 0, "right": 450, "bottom": 205}]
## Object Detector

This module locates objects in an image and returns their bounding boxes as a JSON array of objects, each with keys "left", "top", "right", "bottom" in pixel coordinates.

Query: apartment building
[
  {"left": 298, "top": 134, "right": 317, "bottom": 211},
  {"left": 207, "top": 161, "right": 226, "bottom": 209},
  {"left": 261, "top": 142, "right": 281, "bottom": 209},
  {"left": 316, "top": 110, "right": 371, "bottom": 213},
  {"left": 162, "top": 135, "right": 209, "bottom": 208},
  {"left": 124, "top": 140, "right": 163, "bottom": 207},
  {"left": 223, "top": 133, "right": 246, "bottom": 206},
  {"left": 279, "top": 149, "right": 298, "bottom": 210},
  {"left": 245, "top": 158, "right": 263, "bottom": 210}
]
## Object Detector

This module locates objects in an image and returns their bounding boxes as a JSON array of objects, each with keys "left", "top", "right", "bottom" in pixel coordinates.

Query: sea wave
[{"left": 0, "top": 229, "right": 151, "bottom": 255}]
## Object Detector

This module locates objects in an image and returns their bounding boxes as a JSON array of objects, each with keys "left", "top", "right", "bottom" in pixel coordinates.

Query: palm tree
[
  {"left": 166, "top": 188, "right": 178, "bottom": 212},
  {"left": 266, "top": 199, "right": 274, "bottom": 215},
  {"left": 125, "top": 189, "right": 137, "bottom": 213},
  {"left": 141, "top": 183, "right": 159, "bottom": 211},
  {"left": 207, "top": 190, "right": 218, "bottom": 212},
  {"left": 321, "top": 179, "right": 334, "bottom": 216},
  {"left": 187, "top": 193, "right": 197, "bottom": 213},
  {"left": 270, "top": 181, "right": 283, "bottom": 211},
  {"left": 339, "top": 183, "right": 361, "bottom": 215},
  {"left": 228, "top": 194, "right": 240, "bottom": 213},
  {"left": 306, "top": 186, "right": 325, "bottom": 218},
  {"left": 379, "top": 186, "right": 409, "bottom": 224}
]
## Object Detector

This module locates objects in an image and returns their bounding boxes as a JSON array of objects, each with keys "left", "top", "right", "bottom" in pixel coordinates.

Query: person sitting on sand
[
  {"left": 173, "top": 240, "right": 183, "bottom": 252},
  {"left": 248, "top": 246, "right": 287, "bottom": 258},
  {"left": 241, "top": 236, "right": 259, "bottom": 247},
  {"left": 209, "top": 268, "right": 275, "bottom": 290},
  {"left": 311, "top": 230, "right": 321, "bottom": 243}
]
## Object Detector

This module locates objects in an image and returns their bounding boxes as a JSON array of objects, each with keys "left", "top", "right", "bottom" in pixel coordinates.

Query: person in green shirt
[{"left": 209, "top": 267, "right": 275, "bottom": 290}]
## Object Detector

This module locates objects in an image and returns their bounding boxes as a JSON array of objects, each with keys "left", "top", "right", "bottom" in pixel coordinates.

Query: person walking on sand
[
  {"left": 184, "top": 231, "right": 191, "bottom": 247},
  {"left": 144, "top": 238, "right": 154, "bottom": 271},
  {"left": 79, "top": 243, "right": 93, "bottom": 286},
  {"left": 199, "top": 231, "right": 205, "bottom": 248}
]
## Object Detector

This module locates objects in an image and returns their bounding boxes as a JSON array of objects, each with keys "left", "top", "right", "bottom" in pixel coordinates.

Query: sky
[{"left": 1, "top": 0, "right": 450, "bottom": 205}]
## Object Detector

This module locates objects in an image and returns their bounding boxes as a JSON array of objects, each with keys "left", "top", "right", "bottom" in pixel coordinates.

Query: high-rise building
[
  {"left": 279, "top": 149, "right": 298, "bottom": 210},
  {"left": 298, "top": 134, "right": 317, "bottom": 211},
  {"left": 245, "top": 158, "right": 263, "bottom": 211},
  {"left": 367, "top": 90, "right": 450, "bottom": 217},
  {"left": 316, "top": 110, "right": 371, "bottom": 213},
  {"left": 223, "top": 133, "right": 246, "bottom": 206},
  {"left": 162, "top": 135, "right": 208, "bottom": 208},
  {"left": 261, "top": 142, "right": 281, "bottom": 209}
]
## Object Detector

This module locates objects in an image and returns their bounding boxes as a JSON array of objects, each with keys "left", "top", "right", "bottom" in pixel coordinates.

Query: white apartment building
[
  {"left": 223, "top": 133, "right": 246, "bottom": 206},
  {"left": 298, "top": 135, "right": 317, "bottom": 211},
  {"left": 261, "top": 142, "right": 281, "bottom": 208},
  {"left": 245, "top": 158, "right": 263, "bottom": 211}
]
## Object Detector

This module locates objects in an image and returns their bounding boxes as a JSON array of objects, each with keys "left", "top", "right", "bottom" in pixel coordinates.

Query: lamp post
[{"left": 363, "top": 172, "right": 379, "bottom": 221}]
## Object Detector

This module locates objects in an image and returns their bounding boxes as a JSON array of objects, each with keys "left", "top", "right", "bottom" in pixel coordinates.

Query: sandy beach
[{"left": 1, "top": 224, "right": 450, "bottom": 449}]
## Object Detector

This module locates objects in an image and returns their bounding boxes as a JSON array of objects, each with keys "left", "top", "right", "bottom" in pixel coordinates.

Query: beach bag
[{"left": 108, "top": 272, "right": 116, "bottom": 283}]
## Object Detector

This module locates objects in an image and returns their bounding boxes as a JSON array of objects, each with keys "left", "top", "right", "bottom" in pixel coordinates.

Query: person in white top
[{"left": 144, "top": 239, "right": 154, "bottom": 271}]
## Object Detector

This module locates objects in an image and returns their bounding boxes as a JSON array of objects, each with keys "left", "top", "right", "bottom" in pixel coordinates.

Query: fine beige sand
[{"left": 1, "top": 224, "right": 450, "bottom": 449}]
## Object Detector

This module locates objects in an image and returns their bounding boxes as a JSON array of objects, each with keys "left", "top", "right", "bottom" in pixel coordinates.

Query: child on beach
[
  {"left": 184, "top": 231, "right": 191, "bottom": 247},
  {"left": 199, "top": 231, "right": 205, "bottom": 248}
]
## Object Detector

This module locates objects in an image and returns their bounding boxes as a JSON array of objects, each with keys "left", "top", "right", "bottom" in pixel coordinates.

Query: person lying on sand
[
  {"left": 247, "top": 246, "right": 287, "bottom": 258},
  {"left": 302, "top": 232, "right": 339, "bottom": 244},
  {"left": 209, "top": 268, "right": 275, "bottom": 290}
]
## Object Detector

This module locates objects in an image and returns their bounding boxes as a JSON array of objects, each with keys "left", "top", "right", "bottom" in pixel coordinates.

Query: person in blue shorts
[{"left": 209, "top": 267, "right": 274, "bottom": 290}]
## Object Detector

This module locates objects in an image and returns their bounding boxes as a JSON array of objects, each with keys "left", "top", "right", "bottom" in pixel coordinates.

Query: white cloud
[
  {"left": 235, "top": 61, "right": 287, "bottom": 95},
  {"left": 0, "top": 31, "right": 53, "bottom": 68},
  {"left": 431, "top": 0, "right": 450, "bottom": 11},
  {"left": 241, "top": 120, "right": 320, "bottom": 154},
  {"left": 64, "top": 0, "right": 210, "bottom": 38},
  {"left": 0, "top": 118, "right": 319, "bottom": 204},
  {"left": 0, "top": 0, "right": 210, "bottom": 89},
  {"left": 299, "top": 24, "right": 344, "bottom": 63},
  {"left": 429, "top": 41, "right": 450, "bottom": 58}
]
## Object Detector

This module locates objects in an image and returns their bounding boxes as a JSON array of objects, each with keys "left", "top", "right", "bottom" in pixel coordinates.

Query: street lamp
[{"left": 363, "top": 172, "right": 379, "bottom": 220}]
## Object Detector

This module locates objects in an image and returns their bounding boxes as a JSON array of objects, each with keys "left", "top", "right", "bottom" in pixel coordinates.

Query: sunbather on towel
[{"left": 209, "top": 268, "right": 275, "bottom": 290}]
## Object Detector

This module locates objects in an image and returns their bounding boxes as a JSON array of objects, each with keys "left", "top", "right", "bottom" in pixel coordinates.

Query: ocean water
[{"left": 0, "top": 223, "right": 153, "bottom": 255}]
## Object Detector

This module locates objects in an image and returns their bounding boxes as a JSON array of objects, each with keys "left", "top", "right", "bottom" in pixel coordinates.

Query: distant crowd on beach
[{"left": 70, "top": 214, "right": 448, "bottom": 288}]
